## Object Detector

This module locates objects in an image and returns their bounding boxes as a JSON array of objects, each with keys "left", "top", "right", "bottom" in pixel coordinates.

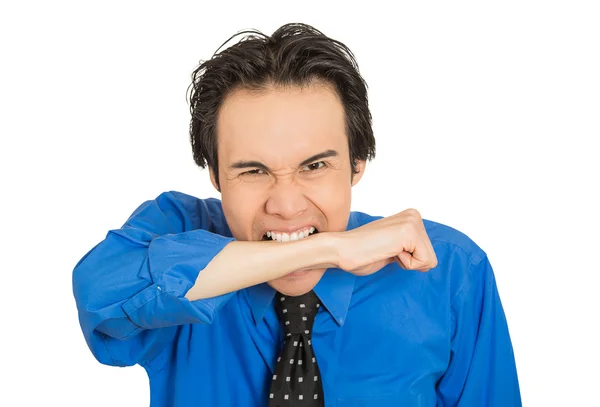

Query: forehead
[{"left": 216, "top": 83, "right": 347, "bottom": 166}]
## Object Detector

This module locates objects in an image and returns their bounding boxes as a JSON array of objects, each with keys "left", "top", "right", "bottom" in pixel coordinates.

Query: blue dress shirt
[{"left": 73, "top": 191, "right": 521, "bottom": 406}]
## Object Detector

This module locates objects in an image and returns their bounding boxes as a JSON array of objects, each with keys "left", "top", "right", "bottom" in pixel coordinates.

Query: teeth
[{"left": 265, "top": 227, "right": 317, "bottom": 242}]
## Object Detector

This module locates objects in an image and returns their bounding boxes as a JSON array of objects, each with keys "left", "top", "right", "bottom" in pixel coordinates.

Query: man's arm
[
  {"left": 187, "top": 207, "right": 439, "bottom": 300},
  {"left": 436, "top": 255, "right": 521, "bottom": 406},
  {"left": 73, "top": 191, "right": 437, "bottom": 367}
]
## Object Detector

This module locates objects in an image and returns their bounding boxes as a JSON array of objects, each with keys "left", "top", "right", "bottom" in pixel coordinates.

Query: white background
[{"left": 1, "top": 1, "right": 598, "bottom": 405}]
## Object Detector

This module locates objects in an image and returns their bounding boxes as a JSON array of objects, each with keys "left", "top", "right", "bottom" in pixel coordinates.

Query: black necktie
[{"left": 268, "top": 291, "right": 325, "bottom": 406}]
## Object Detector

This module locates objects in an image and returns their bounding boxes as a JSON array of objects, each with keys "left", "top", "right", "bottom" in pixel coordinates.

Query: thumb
[{"left": 396, "top": 250, "right": 415, "bottom": 270}]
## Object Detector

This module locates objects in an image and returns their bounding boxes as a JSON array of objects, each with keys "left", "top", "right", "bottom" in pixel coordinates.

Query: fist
[{"left": 333, "top": 209, "right": 438, "bottom": 276}]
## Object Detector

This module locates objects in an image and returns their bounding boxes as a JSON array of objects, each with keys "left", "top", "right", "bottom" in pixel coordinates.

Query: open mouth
[{"left": 261, "top": 227, "right": 319, "bottom": 242}]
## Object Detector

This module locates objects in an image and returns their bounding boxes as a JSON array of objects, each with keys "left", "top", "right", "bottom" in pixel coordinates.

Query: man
[{"left": 73, "top": 23, "right": 521, "bottom": 406}]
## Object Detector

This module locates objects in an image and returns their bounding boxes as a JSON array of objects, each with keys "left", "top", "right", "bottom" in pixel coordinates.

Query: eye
[
  {"left": 241, "top": 169, "right": 267, "bottom": 176},
  {"left": 302, "top": 161, "right": 326, "bottom": 172}
]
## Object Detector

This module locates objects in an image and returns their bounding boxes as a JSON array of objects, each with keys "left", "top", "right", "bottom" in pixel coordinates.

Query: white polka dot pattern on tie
[{"left": 268, "top": 290, "right": 324, "bottom": 406}]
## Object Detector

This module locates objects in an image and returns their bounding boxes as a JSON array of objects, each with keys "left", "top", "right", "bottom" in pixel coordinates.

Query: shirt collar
[{"left": 245, "top": 212, "right": 360, "bottom": 327}]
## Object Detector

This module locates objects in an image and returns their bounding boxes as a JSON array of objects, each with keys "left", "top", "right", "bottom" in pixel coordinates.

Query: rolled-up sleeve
[
  {"left": 72, "top": 191, "right": 235, "bottom": 367},
  {"left": 436, "top": 255, "right": 522, "bottom": 406}
]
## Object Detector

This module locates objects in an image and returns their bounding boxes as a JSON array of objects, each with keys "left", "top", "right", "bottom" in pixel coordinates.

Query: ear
[
  {"left": 209, "top": 167, "right": 220, "bottom": 192},
  {"left": 351, "top": 159, "right": 366, "bottom": 186}
]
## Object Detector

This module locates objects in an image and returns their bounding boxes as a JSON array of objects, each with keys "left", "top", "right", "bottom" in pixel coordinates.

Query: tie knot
[{"left": 275, "top": 291, "right": 321, "bottom": 336}]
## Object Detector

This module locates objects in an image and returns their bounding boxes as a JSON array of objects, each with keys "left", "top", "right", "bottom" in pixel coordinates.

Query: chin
[{"left": 267, "top": 268, "right": 326, "bottom": 296}]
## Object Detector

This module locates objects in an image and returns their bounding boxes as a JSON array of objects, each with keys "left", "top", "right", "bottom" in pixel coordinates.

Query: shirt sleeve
[
  {"left": 436, "top": 255, "right": 522, "bottom": 406},
  {"left": 72, "top": 191, "right": 236, "bottom": 367}
]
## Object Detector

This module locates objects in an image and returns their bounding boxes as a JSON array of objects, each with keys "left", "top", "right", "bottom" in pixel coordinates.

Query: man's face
[{"left": 211, "top": 82, "right": 365, "bottom": 296}]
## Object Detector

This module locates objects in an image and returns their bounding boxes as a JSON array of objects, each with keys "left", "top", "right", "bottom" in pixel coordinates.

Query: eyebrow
[{"left": 229, "top": 149, "right": 339, "bottom": 172}]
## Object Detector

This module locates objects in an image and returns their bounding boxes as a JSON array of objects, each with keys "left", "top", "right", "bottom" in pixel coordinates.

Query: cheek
[
  {"left": 221, "top": 188, "right": 264, "bottom": 240},
  {"left": 307, "top": 175, "right": 352, "bottom": 231}
]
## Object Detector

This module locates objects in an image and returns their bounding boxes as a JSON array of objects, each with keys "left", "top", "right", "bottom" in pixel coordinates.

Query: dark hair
[{"left": 187, "top": 23, "right": 375, "bottom": 189}]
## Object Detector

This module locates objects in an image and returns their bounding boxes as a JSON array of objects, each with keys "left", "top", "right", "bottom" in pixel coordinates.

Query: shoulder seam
[{"left": 431, "top": 237, "right": 486, "bottom": 267}]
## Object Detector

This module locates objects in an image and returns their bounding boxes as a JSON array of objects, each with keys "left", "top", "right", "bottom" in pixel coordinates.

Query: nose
[{"left": 265, "top": 182, "right": 308, "bottom": 219}]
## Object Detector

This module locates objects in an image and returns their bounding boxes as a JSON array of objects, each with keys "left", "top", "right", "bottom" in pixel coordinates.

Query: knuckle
[{"left": 405, "top": 208, "right": 422, "bottom": 219}]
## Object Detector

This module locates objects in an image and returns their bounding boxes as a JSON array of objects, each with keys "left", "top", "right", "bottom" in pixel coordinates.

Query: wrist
[{"left": 306, "top": 231, "right": 341, "bottom": 269}]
